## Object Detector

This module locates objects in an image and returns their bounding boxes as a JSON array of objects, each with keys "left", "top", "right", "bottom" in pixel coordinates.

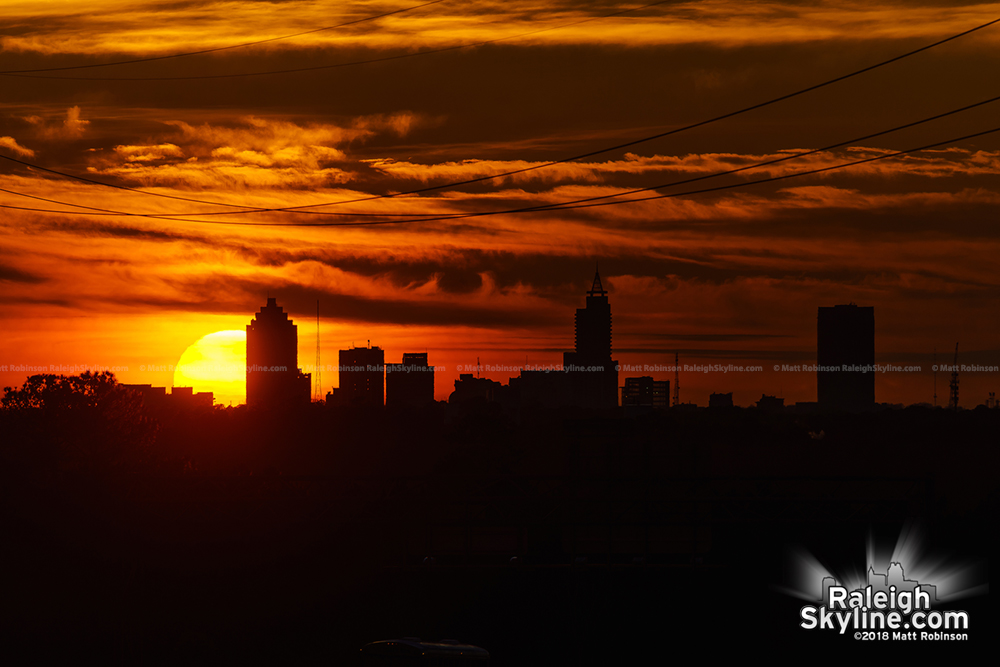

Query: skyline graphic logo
[
  {"left": 800, "top": 562, "right": 970, "bottom": 639},
  {"left": 783, "top": 525, "right": 985, "bottom": 642}
]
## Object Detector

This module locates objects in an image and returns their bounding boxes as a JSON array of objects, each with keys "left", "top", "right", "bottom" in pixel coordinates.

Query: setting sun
[{"left": 172, "top": 330, "right": 247, "bottom": 406}]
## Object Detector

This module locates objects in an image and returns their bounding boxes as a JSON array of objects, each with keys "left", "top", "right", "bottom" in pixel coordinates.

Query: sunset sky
[{"left": 2, "top": 0, "right": 999, "bottom": 406}]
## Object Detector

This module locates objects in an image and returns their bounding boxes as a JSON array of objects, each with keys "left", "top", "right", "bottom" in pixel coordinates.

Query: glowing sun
[{"left": 173, "top": 330, "right": 246, "bottom": 406}]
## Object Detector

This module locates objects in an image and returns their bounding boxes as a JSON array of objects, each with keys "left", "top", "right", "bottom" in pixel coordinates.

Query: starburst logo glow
[{"left": 779, "top": 524, "right": 986, "bottom": 641}]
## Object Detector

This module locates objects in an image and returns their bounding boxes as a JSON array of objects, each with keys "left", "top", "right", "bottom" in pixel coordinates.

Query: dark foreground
[{"left": 2, "top": 399, "right": 994, "bottom": 663}]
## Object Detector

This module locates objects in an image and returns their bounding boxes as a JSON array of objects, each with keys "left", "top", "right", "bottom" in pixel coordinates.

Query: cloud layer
[{"left": 1, "top": 1, "right": 999, "bottom": 406}]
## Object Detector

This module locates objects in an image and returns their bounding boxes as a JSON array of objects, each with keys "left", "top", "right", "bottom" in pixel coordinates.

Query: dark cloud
[
  {"left": 613, "top": 347, "right": 808, "bottom": 361},
  {"left": 39, "top": 220, "right": 202, "bottom": 242},
  {"left": 625, "top": 333, "right": 793, "bottom": 341},
  {"left": 0, "top": 295, "right": 68, "bottom": 306},
  {"left": 85, "top": 274, "right": 562, "bottom": 328},
  {"left": 6, "top": 31, "right": 999, "bottom": 176},
  {"left": 0, "top": 263, "right": 45, "bottom": 283}
]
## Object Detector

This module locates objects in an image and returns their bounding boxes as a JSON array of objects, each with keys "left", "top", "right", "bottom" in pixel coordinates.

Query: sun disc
[{"left": 173, "top": 330, "right": 246, "bottom": 405}]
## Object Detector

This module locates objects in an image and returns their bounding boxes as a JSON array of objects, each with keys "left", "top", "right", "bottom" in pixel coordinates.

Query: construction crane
[{"left": 948, "top": 343, "right": 959, "bottom": 410}]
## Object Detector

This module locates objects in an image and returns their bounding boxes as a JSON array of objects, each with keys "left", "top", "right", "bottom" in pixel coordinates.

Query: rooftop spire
[{"left": 588, "top": 263, "right": 607, "bottom": 296}]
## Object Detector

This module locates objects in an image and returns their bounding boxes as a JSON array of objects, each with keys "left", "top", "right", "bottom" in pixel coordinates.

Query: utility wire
[
  {"left": 3, "top": 124, "right": 997, "bottom": 228},
  {"left": 0, "top": 152, "right": 271, "bottom": 210},
  {"left": 1, "top": 15, "right": 997, "bottom": 217},
  {"left": 118, "top": 89, "right": 1000, "bottom": 218},
  {"left": 0, "top": 2, "right": 683, "bottom": 81},
  {"left": 482, "top": 93, "right": 1000, "bottom": 215},
  {"left": 331, "top": 126, "right": 1000, "bottom": 226},
  {"left": 0, "top": 184, "right": 431, "bottom": 218},
  {"left": 0, "top": 1, "right": 448, "bottom": 75},
  {"left": 260, "top": 14, "right": 1000, "bottom": 214}
]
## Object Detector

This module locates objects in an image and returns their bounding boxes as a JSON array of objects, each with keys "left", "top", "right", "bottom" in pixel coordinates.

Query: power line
[
  {"left": 3, "top": 124, "right": 997, "bottom": 227},
  {"left": 0, "top": 184, "right": 432, "bottom": 219},
  {"left": 2, "top": 15, "right": 996, "bottom": 219},
  {"left": 0, "top": 1, "right": 448, "bottom": 75},
  {"left": 140, "top": 90, "right": 1000, "bottom": 219},
  {"left": 0, "top": 2, "right": 683, "bottom": 82},
  {"left": 0, "top": 152, "right": 267, "bottom": 211},
  {"left": 484, "top": 92, "right": 1000, "bottom": 215},
  {"left": 383, "top": 126, "right": 1000, "bottom": 225},
  {"left": 276, "top": 14, "right": 999, "bottom": 214},
  {"left": 6, "top": 89, "right": 1000, "bottom": 221}
]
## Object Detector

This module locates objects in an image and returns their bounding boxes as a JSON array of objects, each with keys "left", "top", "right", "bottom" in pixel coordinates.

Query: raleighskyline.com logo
[{"left": 800, "top": 562, "right": 969, "bottom": 640}]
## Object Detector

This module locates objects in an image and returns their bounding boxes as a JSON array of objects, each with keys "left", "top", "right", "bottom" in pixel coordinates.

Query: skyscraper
[
  {"left": 562, "top": 268, "right": 620, "bottom": 409},
  {"left": 817, "top": 303, "right": 875, "bottom": 411},
  {"left": 246, "top": 297, "right": 311, "bottom": 408},
  {"left": 338, "top": 344, "right": 385, "bottom": 407}
]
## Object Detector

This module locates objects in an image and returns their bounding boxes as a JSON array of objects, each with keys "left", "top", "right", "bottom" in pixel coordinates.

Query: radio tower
[
  {"left": 948, "top": 342, "right": 959, "bottom": 410},
  {"left": 673, "top": 351, "right": 680, "bottom": 407},
  {"left": 314, "top": 300, "right": 322, "bottom": 401}
]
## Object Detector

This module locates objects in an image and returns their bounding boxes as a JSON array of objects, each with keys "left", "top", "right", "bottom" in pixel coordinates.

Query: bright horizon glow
[
  {"left": 172, "top": 330, "right": 246, "bottom": 406},
  {"left": 2, "top": 2, "right": 999, "bottom": 408}
]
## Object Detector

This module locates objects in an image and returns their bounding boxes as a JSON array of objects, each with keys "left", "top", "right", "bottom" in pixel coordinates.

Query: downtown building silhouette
[
  {"left": 521, "top": 269, "right": 619, "bottom": 409},
  {"left": 123, "top": 384, "right": 214, "bottom": 410},
  {"left": 564, "top": 269, "right": 620, "bottom": 408},
  {"left": 708, "top": 392, "right": 734, "bottom": 408},
  {"left": 334, "top": 344, "right": 385, "bottom": 407},
  {"left": 817, "top": 303, "right": 875, "bottom": 412},
  {"left": 386, "top": 352, "right": 435, "bottom": 407},
  {"left": 245, "top": 297, "right": 311, "bottom": 408},
  {"left": 621, "top": 376, "right": 669, "bottom": 408}
]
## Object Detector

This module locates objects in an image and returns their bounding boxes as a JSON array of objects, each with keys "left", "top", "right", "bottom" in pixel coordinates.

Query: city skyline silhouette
[
  {"left": 6, "top": 271, "right": 997, "bottom": 411},
  {"left": 1, "top": 2, "right": 997, "bottom": 662},
  {"left": 2, "top": 4, "right": 1000, "bottom": 409}
]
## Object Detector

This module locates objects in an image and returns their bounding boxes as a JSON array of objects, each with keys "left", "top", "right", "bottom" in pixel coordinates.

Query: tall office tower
[
  {"left": 338, "top": 344, "right": 385, "bottom": 406},
  {"left": 246, "top": 297, "right": 311, "bottom": 408},
  {"left": 562, "top": 268, "right": 620, "bottom": 408},
  {"left": 817, "top": 303, "right": 875, "bottom": 411},
  {"left": 386, "top": 352, "right": 435, "bottom": 407},
  {"left": 574, "top": 271, "right": 611, "bottom": 359}
]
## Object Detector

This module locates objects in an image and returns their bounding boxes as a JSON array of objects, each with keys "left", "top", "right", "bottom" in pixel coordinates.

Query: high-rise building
[
  {"left": 246, "top": 297, "right": 311, "bottom": 408},
  {"left": 519, "top": 268, "right": 620, "bottom": 409},
  {"left": 386, "top": 352, "right": 435, "bottom": 407},
  {"left": 621, "top": 376, "right": 670, "bottom": 407},
  {"left": 562, "top": 268, "right": 620, "bottom": 409},
  {"left": 817, "top": 304, "right": 875, "bottom": 411},
  {"left": 338, "top": 344, "right": 385, "bottom": 406}
]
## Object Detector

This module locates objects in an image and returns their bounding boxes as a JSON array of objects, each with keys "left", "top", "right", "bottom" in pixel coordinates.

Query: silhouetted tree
[{"left": 1, "top": 371, "right": 158, "bottom": 471}]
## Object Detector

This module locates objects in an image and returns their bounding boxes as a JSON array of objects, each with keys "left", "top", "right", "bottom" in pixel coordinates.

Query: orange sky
[{"left": 2, "top": 1, "right": 999, "bottom": 406}]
